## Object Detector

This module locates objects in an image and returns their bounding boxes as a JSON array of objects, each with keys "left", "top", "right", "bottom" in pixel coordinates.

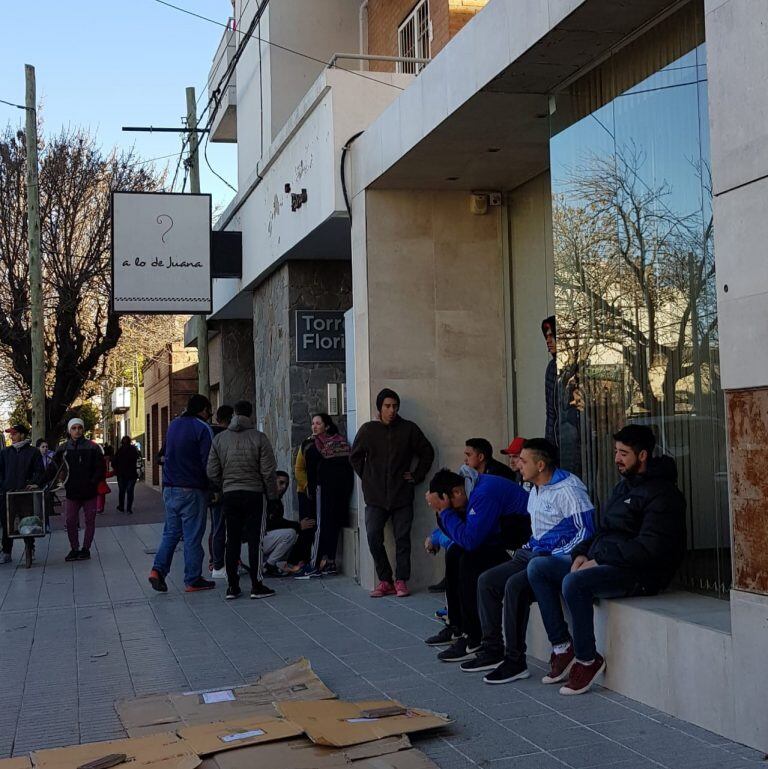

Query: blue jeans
[
  {"left": 153, "top": 487, "right": 207, "bottom": 586},
  {"left": 527, "top": 555, "right": 642, "bottom": 662}
]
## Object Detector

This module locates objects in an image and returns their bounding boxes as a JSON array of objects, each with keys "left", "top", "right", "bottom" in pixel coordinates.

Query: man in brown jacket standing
[
  {"left": 350, "top": 388, "right": 435, "bottom": 598},
  {"left": 207, "top": 400, "right": 279, "bottom": 600}
]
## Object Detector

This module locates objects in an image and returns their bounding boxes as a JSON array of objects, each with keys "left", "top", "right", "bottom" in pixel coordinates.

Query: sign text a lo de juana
[{"left": 111, "top": 191, "right": 212, "bottom": 314}]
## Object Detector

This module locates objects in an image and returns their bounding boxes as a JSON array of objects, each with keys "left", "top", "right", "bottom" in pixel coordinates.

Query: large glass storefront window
[{"left": 549, "top": 2, "right": 729, "bottom": 598}]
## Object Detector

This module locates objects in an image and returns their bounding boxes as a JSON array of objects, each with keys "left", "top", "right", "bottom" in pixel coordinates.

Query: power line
[
  {"left": 203, "top": 132, "right": 237, "bottom": 192},
  {"left": 151, "top": 0, "right": 406, "bottom": 94},
  {"left": 0, "top": 97, "right": 29, "bottom": 110}
]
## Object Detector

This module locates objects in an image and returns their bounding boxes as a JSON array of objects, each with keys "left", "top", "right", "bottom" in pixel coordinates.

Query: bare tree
[{"left": 0, "top": 124, "right": 165, "bottom": 442}]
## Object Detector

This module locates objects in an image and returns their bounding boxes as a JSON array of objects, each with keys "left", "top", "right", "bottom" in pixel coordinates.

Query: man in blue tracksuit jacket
[
  {"left": 463, "top": 438, "right": 595, "bottom": 684},
  {"left": 427, "top": 468, "right": 531, "bottom": 663},
  {"left": 149, "top": 394, "right": 214, "bottom": 593}
]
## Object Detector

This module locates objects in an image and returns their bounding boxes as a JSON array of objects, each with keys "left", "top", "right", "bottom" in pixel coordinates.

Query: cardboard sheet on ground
[
  {"left": 30, "top": 732, "right": 200, "bottom": 769},
  {"left": 275, "top": 700, "right": 451, "bottom": 747},
  {"left": 199, "top": 734, "right": 440, "bottom": 769},
  {"left": 0, "top": 758, "right": 32, "bottom": 769},
  {"left": 116, "top": 659, "right": 335, "bottom": 736},
  {"left": 177, "top": 715, "right": 302, "bottom": 755}
]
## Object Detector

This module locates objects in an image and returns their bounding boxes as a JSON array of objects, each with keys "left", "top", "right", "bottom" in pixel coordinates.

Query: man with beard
[{"left": 526, "top": 424, "right": 686, "bottom": 695}]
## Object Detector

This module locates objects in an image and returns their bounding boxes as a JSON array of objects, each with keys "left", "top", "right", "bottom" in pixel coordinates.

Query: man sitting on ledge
[{"left": 527, "top": 424, "right": 686, "bottom": 696}]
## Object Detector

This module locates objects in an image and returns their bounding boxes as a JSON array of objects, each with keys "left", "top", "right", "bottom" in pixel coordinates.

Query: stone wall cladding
[
  {"left": 366, "top": 0, "right": 487, "bottom": 72},
  {"left": 727, "top": 387, "right": 768, "bottom": 594},
  {"left": 288, "top": 260, "right": 352, "bottom": 451},
  {"left": 253, "top": 265, "right": 292, "bottom": 472},
  {"left": 219, "top": 320, "right": 256, "bottom": 405}
]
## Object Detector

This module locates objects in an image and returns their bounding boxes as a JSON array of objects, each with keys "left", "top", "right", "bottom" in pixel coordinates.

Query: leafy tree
[{"left": 0, "top": 123, "right": 166, "bottom": 443}]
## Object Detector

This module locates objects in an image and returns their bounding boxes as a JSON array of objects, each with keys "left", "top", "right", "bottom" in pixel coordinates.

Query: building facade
[
  {"left": 142, "top": 344, "right": 198, "bottom": 486},
  {"left": 198, "top": 0, "right": 767, "bottom": 749}
]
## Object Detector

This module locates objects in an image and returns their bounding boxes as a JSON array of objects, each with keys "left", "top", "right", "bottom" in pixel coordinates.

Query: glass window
[
  {"left": 549, "top": 2, "right": 728, "bottom": 598},
  {"left": 398, "top": 0, "right": 430, "bottom": 74}
]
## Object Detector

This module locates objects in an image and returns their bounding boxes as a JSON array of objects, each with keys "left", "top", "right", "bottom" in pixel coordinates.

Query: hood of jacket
[
  {"left": 228, "top": 414, "right": 254, "bottom": 432},
  {"left": 539, "top": 468, "right": 589, "bottom": 495}
]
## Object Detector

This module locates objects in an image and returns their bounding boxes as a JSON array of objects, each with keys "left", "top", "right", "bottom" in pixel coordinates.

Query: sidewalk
[{"left": 0, "top": 522, "right": 763, "bottom": 769}]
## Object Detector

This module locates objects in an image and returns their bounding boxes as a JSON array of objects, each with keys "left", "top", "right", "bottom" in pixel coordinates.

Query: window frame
[{"left": 397, "top": 0, "right": 431, "bottom": 74}]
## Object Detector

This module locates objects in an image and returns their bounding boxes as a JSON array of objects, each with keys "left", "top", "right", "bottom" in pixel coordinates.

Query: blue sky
[{"left": 0, "top": 0, "right": 238, "bottom": 212}]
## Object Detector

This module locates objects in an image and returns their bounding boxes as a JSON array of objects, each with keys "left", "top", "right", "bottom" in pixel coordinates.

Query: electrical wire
[
  {"left": 203, "top": 132, "right": 236, "bottom": 192},
  {"left": 151, "top": 0, "right": 406, "bottom": 94},
  {"left": 0, "top": 97, "right": 28, "bottom": 110}
]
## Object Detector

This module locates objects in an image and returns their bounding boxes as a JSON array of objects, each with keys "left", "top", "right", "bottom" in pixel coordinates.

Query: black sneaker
[
  {"left": 185, "top": 577, "right": 216, "bottom": 592},
  {"left": 65, "top": 549, "right": 80, "bottom": 562},
  {"left": 250, "top": 582, "right": 276, "bottom": 599},
  {"left": 437, "top": 636, "right": 478, "bottom": 663},
  {"left": 461, "top": 650, "right": 505, "bottom": 672},
  {"left": 116, "top": 506, "right": 125, "bottom": 512},
  {"left": 425, "top": 626, "right": 459, "bottom": 646},
  {"left": 77, "top": 548, "right": 91, "bottom": 560},
  {"left": 262, "top": 563, "right": 287, "bottom": 578},
  {"left": 225, "top": 586, "right": 242, "bottom": 600},
  {"left": 320, "top": 561, "right": 338, "bottom": 576},
  {"left": 428, "top": 578, "right": 446, "bottom": 593},
  {"left": 483, "top": 659, "right": 531, "bottom": 685}
]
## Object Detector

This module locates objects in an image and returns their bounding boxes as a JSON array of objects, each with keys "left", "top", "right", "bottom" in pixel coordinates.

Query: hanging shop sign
[{"left": 111, "top": 191, "right": 212, "bottom": 314}]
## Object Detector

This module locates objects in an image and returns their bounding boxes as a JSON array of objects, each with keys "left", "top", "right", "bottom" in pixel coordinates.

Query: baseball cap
[
  {"left": 500, "top": 437, "right": 525, "bottom": 456},
  {"left": 5, "top": 424, "right": 30, "bottom": 436}
]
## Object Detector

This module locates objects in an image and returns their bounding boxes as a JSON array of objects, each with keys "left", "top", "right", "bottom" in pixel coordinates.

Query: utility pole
[
  {"left": 25, "top": 64, "right": 45, "bottom": 441},
  {"left": 186, "top": 86, "right": 209, "bottom": 400}
]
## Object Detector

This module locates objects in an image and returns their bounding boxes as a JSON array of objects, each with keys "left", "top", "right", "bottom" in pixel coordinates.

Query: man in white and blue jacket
[{"left": 462, "top": 438, "right": 595, "bottom": 683}]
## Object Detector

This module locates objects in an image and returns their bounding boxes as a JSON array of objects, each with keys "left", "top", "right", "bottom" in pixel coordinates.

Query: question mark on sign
[{"left": 157, "top": 214, "right": 174, "bottom": 244}]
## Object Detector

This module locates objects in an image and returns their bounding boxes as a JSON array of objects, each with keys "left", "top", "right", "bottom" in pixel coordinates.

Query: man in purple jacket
[{"left": 149, "top": 394, "right": 213, "bottom": 593}]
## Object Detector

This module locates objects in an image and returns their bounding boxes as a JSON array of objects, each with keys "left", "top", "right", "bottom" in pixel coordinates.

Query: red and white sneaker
[
  {"left": 542, "top": 643, "right": 575, "bottom": 684},
  {"left": 394, "top": 580, "right": 410, "bottom": 597},
  {"left": 559, "top": 654, "right": 606, "bottom": 695},
  {"left": 370, "top": 580, "right": 396, "bottom": 598}
]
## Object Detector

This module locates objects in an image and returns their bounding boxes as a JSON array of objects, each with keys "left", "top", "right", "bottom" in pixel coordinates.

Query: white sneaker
[
  {"left": 211, "top": 567, "right": 227, "bottom": 579},
  {"left": 0, "top": 553, "right": 12, "bottom": 564}
]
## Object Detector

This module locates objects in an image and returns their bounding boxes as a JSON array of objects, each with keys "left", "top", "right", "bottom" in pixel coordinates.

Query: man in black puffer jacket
[{"left": 527, "top": 424, "right": 686, "bottom": 696}]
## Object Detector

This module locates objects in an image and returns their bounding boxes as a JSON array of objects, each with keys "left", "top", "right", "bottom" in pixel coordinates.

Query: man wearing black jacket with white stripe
[{"left": 527, "top": 424, "right": 686, "bottom": 696}]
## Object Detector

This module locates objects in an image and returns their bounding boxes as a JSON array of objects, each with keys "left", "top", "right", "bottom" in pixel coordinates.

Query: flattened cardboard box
[
  {"left": 30, "top": 732, "right": 200, "bottom": 769},
  {"left": 275, "top": 699, "right": 451, "bottom": 747},
  {"left": 177, "top": 715, "right": 302, "bottom": 755},
  {"left": 201, "top": 735, "right": 439, "bottom": 769},
  {"left": 0, "top": 759, "right": 32, "bottom": 769},
  {"left": 204, "top": 735, "right": 406, "bottom": 768},
  {"left": 116, "top": 659, "right": 334, "bottom": 735}
]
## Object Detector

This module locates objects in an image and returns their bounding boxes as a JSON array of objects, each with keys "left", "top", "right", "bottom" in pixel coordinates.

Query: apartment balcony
[
  {"left": 111, "top": 386, "right": 131, "bottom": 415},
  {"left": 208, "top": 18, "right": 237, "bottom": 143}
]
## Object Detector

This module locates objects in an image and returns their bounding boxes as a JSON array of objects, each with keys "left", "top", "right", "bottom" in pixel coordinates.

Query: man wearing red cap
[{"left": 500, "top": 437, "right": 527, "bottom": 488}]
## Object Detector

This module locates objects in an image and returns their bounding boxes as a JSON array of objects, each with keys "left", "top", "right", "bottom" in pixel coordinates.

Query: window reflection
[{"left": 549, "top": 2, "right": 729, "bottom": 598}]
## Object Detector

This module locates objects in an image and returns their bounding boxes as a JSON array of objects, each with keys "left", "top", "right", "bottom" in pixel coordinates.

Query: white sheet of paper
[
  {"left": 346, "top": 717, "right": 379, "bottom": 723},
  {"left": 202, "top": 689, "right": 236, "bottom": 704},
  {"left": 219, "top": 729, "right": 266, "bottom": 743}
]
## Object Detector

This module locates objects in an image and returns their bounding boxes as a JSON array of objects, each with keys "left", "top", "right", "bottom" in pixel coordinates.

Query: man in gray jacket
[{"left": 207, "top": 400, "right": 279, "bottom": 600}]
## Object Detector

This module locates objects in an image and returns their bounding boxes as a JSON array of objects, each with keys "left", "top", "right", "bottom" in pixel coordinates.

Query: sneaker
[
  {"left": 461, "top": 650, "right": 505, "bottom": 673},
  {"left": 185, "top": 577, "right": 216, "bottom": 592},
  {"left": 320, "top": 561, "right": 338, "bottom": 576},
  {"left": 437, "top": 636, "right": 478, "bottom": 663},
  {"left": 434, "top": 607, "right": 449, "bottom": 623},
  {"left": 542, "top": 644, "right": 576, "bottom": 684},
  {"left": 225, "top": 586, "right": 242, "bottom": 600},
  {"left": 250, "top": 582, "right": 276, "bottom": 599},
  {"left": 559, "top": 654, "right": 606, "bottom": 695},
  {"left": 0, "top": 553, "right": 12, "bottom": 564},
  {"left": 148, "top": 569, "right": 168, "bottom": 592},
  {"left": 428, "top": 578, "right": 446, "bottom": 593},
  {"left": 211, "top": 567, "right": 227, "bottom": 580},
  {"left": 370, "top": 580, "right": 396, "bottom": 598},
  {"left": 116, "top": 506, "right": 125, "bottom": 512},
  {"left": 424, "top": 626, "right": 460, "bottom": 647},
  {"left": 65, "top": 549, "right": 80, "bottom": 562},
  {"left": 263, "top": 563, "right": 287, "bottom": 578},
  {"left": 483, "top": 659, "right": 531, "bottom": 684},
  {"left": 294, "top": 565, "right": 322, "bottom": 580},
  {"left": 394, "top": 580, "right": 410, "bottom": 597},
  {"left": 77, "top": 548, "right": 91, "bottom": 560}
]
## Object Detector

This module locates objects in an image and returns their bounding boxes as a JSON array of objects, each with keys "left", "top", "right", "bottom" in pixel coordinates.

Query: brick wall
[{"left": 366, "top": 0, "right": 488, "bottom": 72}]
